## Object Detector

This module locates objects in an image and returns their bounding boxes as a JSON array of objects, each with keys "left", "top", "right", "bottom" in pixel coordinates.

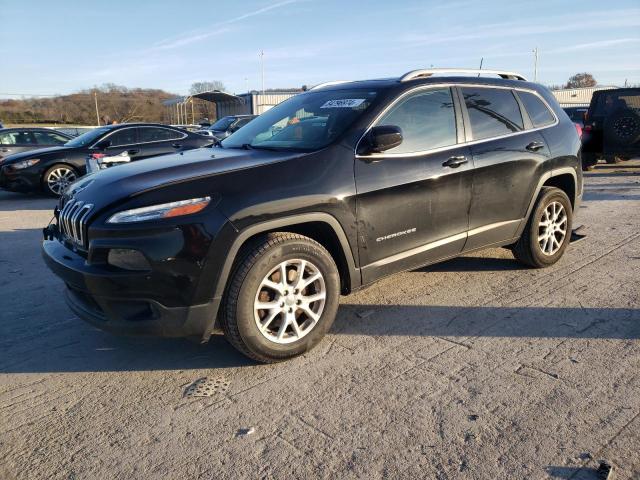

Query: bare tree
[
  {"left": 189, "top": 81, "right": 226, "bottom": 94},
  {"left": 565, "top": 73, "right": 597, "bottom": 89}
]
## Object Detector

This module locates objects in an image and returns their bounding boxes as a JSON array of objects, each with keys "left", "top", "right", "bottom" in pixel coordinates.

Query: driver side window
[{"left": 376, "top": 88, "right": 457, "bottom": 154}]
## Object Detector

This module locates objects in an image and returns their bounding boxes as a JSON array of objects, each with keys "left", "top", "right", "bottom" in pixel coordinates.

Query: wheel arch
[
  {"left": 214, "top": 213, "right": 361, "bottom": 301},
  {"left": 516, "top": 167, "right": 578, "bottom": 238}
]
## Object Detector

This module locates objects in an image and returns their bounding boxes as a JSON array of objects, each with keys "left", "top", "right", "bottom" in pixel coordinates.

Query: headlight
[
  {"left": 11, "top": 159, "right": 40, "bottom": 170},
  {"left": 106, "top": 197, "right": 211, "bottom": 224}
]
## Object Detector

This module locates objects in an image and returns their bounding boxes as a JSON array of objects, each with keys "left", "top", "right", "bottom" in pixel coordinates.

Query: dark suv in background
[
  {"left": 42, "top": 68, "right": 582, "bottom": 362},
  {"left": 0, "top": 123, "right": 212, "bottom": 195},
  {"left": 582, "top": 88, "right": 640, "bottom": 169}
]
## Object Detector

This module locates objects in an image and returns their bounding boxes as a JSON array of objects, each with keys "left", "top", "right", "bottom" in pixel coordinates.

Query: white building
[{"left": 551, "top": 86, "right": 618, "bottom": 107}]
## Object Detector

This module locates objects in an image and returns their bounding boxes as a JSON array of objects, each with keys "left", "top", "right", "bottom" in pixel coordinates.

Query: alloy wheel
[
  {"left": 47, "top": 167, "right": 76, "bottom": 195},
  {"left": 254, "top": 259, "right": 326, "bottom": 344},
  {"left": 538, "top": 201, "right": 567, "bottom": 256}
]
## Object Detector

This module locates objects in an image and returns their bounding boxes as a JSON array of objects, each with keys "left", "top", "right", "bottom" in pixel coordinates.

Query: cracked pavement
[{"left": 1, "top": 161, "right": 639, "bottom": 479}]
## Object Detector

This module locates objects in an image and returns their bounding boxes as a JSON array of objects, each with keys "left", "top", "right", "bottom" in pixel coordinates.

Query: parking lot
[{"left": 0, "top": 162, "right": 639, "bottom": 479}]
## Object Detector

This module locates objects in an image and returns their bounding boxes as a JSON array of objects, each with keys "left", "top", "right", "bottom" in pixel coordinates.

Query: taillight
[
  {"left": 90, "top": 153, "right": 106, "bottom": 159},
  {"left": 583, "top": 124, "right": 592, "bottom": 133},
  {"left": 574, "top": 123, "right": 583, "bottom": 138}
]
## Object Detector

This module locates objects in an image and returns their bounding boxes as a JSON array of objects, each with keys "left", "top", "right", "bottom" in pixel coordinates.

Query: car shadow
[{"left": 0, "top": 190, "right": 57, "bottom": 211}]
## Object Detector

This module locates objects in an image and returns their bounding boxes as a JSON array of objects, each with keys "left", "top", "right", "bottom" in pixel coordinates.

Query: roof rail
[
  {"left": 309, "top": 80, "right": 351, "bottom": 91},
  {"left": 400, "top": 68, "right": 528, "bottom": 82}
]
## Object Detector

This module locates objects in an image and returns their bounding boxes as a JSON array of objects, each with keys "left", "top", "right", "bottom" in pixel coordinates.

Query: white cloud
[{"left": 154, "top": 0, "right": 307, "bottom": 51}]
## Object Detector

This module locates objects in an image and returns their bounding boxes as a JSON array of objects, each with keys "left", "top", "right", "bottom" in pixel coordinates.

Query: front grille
[{"left": 58, "top": 199, "right": 93, "bottom": 247}]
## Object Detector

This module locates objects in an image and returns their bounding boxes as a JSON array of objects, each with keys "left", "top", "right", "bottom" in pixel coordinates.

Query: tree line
[{"left": 0, "top": 84, "right": 176, "bottom": 126}]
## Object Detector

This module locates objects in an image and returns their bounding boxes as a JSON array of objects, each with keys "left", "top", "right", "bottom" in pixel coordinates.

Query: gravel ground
[{"left": 1, "top": 161, "right": 639, "bottom": 480}]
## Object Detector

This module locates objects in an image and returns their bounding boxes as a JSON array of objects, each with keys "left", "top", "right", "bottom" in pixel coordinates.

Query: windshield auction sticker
[{"left": 320, "top": 99, "right": 366, "bottom": 108}]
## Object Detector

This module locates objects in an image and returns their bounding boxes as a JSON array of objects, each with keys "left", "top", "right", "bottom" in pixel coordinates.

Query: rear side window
[
  {"left": 593, "top": 91, "right": 640, "bottom": 116},
  {"left": 108, "top": 128, "right": 138, "bottom": 147},
  {"left": 376, "top": 88, "right": 457, "bottom": 153},
  {"left": 518, "top": 91, "right": 555, "bottom": 128},
  {"left": 139, "top": 127, "right": 183, "bottom": 143},
  {"left": 33, "top": 131, "right": 69, "bottom": 145},
  {"left": 461, "top": 87, "right": 524, "bottom": 140}
]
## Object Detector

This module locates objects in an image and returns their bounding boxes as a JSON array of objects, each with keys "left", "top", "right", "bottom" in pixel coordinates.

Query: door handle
[
  {"left": 442, "top": 155, "right": 468, "bottom": 168},
  {"left": 172, "top": 143, "right": 183, "bottom": 149},
  {"left": 127, "top": 149, "right": 140, "bottom": 155},
  {"left": 526, "top": 141, "right": 545, "bottom": 152},
  {"left": 1, "top": 148, "right": 10, "bottom": 152}
]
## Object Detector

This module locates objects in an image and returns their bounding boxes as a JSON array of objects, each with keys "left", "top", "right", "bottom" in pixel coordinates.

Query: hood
[
  {"left": 66, "top": 146, "right": 301, "bottom": 207},
  {"left": 1, "top": 145, "right": 74, "bottom": 164}
]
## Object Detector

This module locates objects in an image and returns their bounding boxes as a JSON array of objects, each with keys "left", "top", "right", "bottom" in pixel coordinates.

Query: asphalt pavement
[{"left": 1, "top": 161, "right": 639, "bottom": 479}]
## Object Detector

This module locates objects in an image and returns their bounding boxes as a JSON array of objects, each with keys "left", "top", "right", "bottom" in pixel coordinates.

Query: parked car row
[
  {"left": 195, "top": 115, "right": 257, "bottom": 140},
  {"left": 0, "top": 123, "right": 213, "bottom": 195}
]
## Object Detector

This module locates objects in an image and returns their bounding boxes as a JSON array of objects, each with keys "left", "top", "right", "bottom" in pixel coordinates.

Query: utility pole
[
  {"left": 533, "top": 47, "right": 539, "bottom": 82},
  {"left": 94, "top": 91, "right": 100, "bottom": 126},
  {"left": 478, "top": 57, "right": 483, "bottom": 77},
  {"left": 260, "top": 50, "right": 265, "bottom": 96}
]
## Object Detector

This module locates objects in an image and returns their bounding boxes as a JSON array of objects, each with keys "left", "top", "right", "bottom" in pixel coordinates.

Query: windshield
[
  {"left": 64, "top": 127, "right": 111, "bottom": 147},
  {"left": 209, "top": 117, "right": 236, "bottom": 131},
  {"left": 221, "top": 88, "right": 379, "bottom": 151}
]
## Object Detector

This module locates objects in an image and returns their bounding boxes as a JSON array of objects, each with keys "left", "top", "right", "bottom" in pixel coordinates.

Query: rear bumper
[{"left": 42, "top": 237, "right": 220, "bottom": 339}]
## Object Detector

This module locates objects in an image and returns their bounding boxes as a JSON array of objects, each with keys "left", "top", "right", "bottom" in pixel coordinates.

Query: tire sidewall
[
  {"left": 233, "top": 239, "right": 340, "bottom": 360},
  {"left": 527, "top": 189, "right": 573, "bottom": 266}
]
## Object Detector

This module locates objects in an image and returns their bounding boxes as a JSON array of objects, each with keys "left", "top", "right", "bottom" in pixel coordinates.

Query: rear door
[
  {"left": 356, "top": 86, "right": 473, "bottom": 283},
  {"left": 459, "top": 86, "right": 553, "bottom": 250},
  {"left": 137, "top": 126, "right": 187, "bottom": 159}
]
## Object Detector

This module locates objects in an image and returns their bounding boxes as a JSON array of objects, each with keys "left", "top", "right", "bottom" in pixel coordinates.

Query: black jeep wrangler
[
  {"left": 582, "top": 88, "right": 640, "bottom": 170},
  {"left": 43, "top": 69, "right": 582, "bottom": 362}
]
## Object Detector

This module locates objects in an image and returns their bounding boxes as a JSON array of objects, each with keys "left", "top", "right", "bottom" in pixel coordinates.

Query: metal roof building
[
  {"left": 163, "top": 90, "right": 301, "bottom": 125},
  {"left": 551, "top": 86, "right": 618, "bottom": 107}
]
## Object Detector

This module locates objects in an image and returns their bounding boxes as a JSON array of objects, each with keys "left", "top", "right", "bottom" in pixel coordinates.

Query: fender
[
  {"left": 515, "top": 166, "right": 580, "bottom": 237},
  {"left": 201, "top": 212, "right": 361, "bottom": 338}
]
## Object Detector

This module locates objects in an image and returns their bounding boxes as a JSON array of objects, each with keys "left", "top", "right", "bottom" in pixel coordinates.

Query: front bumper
[
  {"left": 0, "top": 165, "right": 41, "bottom": 192},
  {"left": 42, "top": 234, "right": 220, "bottom": 339}
]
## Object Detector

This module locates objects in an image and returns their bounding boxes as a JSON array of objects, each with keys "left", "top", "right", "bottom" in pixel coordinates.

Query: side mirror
[
  {"left": 94, "top": 139, "right": 112, "bottom": 150},
  {"left": 361, "top": 125, "right": 403, "bottom": 154}
]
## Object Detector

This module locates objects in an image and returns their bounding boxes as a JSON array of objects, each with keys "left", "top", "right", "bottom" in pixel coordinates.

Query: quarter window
[
  {"left": 518, "top": 91, "right": 555, "bottom": 128},
  {"left": 462, "top": 87, "right": 524, "bottom": 140},
  {"left": 375, "top": 88, "right": 457, "bottom": 154},
  {"left": 107, "top": 128, "right": 138, "bottom": 147}
]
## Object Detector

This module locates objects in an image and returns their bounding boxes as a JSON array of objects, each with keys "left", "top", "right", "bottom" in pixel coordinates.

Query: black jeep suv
[
  {"left": 581, "top": 88, "right": 640, "bottom": 169},
  {"left": 42, "top": 69, "right": 582, "bottom": 362}
]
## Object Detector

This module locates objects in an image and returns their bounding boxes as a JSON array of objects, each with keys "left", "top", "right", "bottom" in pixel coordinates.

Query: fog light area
[{"left": 107, "top": 249, "right": 150, "bottom": 271}]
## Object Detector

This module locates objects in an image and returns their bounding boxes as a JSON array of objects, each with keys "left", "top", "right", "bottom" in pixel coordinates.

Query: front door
[{"left": 355, "top": 87, "right": 473, "bottom": 284}]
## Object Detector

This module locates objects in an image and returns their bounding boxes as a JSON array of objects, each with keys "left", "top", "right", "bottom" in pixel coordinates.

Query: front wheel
[
  {"left": 220, "top": 232, "right": 340, "bottom": 363},
  {"left": 513, "top": 187, "right": 573, "bottom": 268},
  {"left": 43, "top": 164, "right": 77, "bottom": 196}
]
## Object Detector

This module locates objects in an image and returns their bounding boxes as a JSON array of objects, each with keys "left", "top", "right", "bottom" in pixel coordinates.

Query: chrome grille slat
[{"left": 58, "top": 198, "right": 93, "bottom": 248}]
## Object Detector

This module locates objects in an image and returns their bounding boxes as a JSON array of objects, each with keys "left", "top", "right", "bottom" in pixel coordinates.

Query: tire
[
  {"left": 604, "top": 108, "right": 640, "bottom": 147},
  {"left": 220, "top": 232, "right": 340, "bottom": 363},
  {"left": 581, "top": 153, "right": 597, "bottom": 171},
  {"left": 604, "top": 154, "right": 624, "bottom": 164},
  {"left": 43, "top": 164, "right": 78, "bottom": 196},
  {"left": 513, "top": 187, "right": 573, "bottom": 268}
]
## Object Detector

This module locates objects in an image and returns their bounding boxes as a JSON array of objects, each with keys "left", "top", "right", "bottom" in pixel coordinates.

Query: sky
[{"left": 0, "top": 0, "right": 639, "bottom": 98}]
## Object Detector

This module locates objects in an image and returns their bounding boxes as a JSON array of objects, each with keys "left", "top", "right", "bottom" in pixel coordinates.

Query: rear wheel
[
  {"left": 43, "top": 164, "right": 77, "bottom": 196},
  {"left": 513, "top": 187, "right": 573, "bottom": 268},
  {"left": 220, "top": 232, "right": 340, "bottom": 363}
]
